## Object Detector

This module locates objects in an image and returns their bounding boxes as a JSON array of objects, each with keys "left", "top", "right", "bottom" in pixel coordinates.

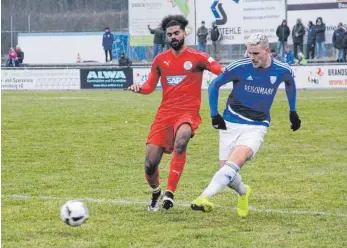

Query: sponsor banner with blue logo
[{"left": 80, "top": 68, "right": 133, "bottom": 89}]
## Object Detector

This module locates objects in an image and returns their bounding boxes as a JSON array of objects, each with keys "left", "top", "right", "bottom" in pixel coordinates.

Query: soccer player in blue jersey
[{"left": 191, "top": 33, "right": 301, "bottom": 216}]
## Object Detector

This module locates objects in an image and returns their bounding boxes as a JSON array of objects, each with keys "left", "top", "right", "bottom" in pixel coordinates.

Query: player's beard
[{"left": 170, "top": 38, "right": 184, "bottom": 51}]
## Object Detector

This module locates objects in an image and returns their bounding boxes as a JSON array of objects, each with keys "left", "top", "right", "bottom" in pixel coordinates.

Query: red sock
[
  {"left": 145, "top": 169, "right": 160, "bottom": 190},
  {"left": 167, "top": 151, "right": 186, "bottom": 193}
]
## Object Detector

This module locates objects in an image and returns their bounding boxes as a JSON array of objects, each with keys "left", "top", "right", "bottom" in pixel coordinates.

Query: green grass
[{"left": 2, "top": 90, "right": 347, "bottom": 248}]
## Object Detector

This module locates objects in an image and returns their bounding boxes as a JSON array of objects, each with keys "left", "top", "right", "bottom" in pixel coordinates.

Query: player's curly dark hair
[{"left": 161, "top": 15, "right": 188, "bottom": 31}]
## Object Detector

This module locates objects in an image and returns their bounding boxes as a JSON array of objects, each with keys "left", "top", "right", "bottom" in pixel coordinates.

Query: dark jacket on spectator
[
  {"left": 16, "top": 51, "right": 24, "bottom": 63},
  {"left": 343, "top": 33, "right": 347, "bottom": 49},
  {"left": 118, "top": 53, "right": 132, "bottom": 67},
  {"left": 276, "top": 20, "right": 290, "bottom": 42},
  {"left": 315, "top": 17, "right": 326, "bottom": 42},
  {"left": 15, "top": 49, "right": 24, "bottom": 66},
  {"left": 197, "top": 26, "right": 208, "bottom": 43},
  {"left": 332, "top": 28, "right": 346, "bottom": 49},
  {"left": 292, "top": 22, "right": 305, "bottom": 44},
  {"left": 210, "top": 25, "right": 221, "bottom": 41},
  {"left": 148, "top": 26, "right": 165, "bottom": 45},
  {"left": 102, "top": 31, "right": 114, "bottom": 50},
  {"left": 307, "top": 23, "right": 316, "bottom": 44}
]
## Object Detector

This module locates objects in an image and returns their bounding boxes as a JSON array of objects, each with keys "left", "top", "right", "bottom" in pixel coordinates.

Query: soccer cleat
[
  {"left": 147, "top": 189, "right": 162, "bottom": 211},
  {"left": 190, "top": 195, "right": 214, "bottom": 212},
  {"left": 237, "top": 185, "right": 252, "bottom": 217},
  {"left": 162, "top": 191, "right": 174, "bottom": 210}
]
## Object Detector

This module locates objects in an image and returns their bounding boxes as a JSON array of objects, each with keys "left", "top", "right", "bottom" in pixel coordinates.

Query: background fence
[
  {"left": 1, "top": 0, "right": 341, "bottom": 62},
  {"left": 1, "top": 0, "right": 128, "bottom": 56}
]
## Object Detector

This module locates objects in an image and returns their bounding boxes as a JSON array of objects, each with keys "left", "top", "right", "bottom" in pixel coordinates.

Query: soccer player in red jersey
[{"left": 129, "top": 15, "right": 223, "bottom": 211}]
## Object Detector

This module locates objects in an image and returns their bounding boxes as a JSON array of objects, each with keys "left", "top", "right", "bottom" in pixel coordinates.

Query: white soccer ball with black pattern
[{"left": 60, "top": 200, "right": 89, "bottom": 227}]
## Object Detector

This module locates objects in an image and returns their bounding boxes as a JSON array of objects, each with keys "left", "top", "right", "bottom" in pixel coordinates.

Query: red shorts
[{"left": 146, "top": 114, "right": 202, "bottom": 154}]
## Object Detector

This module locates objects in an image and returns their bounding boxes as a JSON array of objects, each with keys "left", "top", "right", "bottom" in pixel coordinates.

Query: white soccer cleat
[{"left": 147, "top": 189, "right": 162, "bottom": 212}]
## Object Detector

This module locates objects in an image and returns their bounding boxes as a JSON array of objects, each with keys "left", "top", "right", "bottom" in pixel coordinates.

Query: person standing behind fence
[
  {"left": 148, "top": 24, "right": 165, "bottom": 59},
  {"left": 276, "top": 20, "right": 290, "bottom": 59},
  {"left": 292, "top": 18, "right": 305, "bottom": 59},
  {"left": 315, "top": 17, "right": 326, "bottom": 59},
  {"left": 343, "top": 31, "right": 347, "bottom": 62},
  {"left": 197, "top": 21, "right": 208, "bottom": 52},
  {"left": 332, "top": 23, "right": 346, "bottom": 62},
  {"left": 306, "top": 21, "right": 316, "bottom": 59},
  {"left": 211, "top": 22, "right": 222, "bottom": 60},
  {"left": 102, "top": 27, "right": 114, "bottom": 63}
]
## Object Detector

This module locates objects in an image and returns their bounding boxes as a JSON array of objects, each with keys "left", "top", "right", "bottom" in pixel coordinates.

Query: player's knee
[
  {"left": 144, "top": 157, "right": 159, "bottom": 175},
  {"left": 174, "top": 138, "right": 188, "bottom": 154}
]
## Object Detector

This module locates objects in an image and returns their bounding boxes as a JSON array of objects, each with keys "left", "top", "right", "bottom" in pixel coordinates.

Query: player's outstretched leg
[
  {"left": 145, "top": 144, "right": 165, "bottom": 211},
  {"left": 162, "top": 151, "right": 186, "bottom": 210},
  {"left": 191, "top": 195, "right": 214, "bottom": 212},
  {"left": 163, "top": 124, "right": 191, "bottom": 210},
  {"left": 191, "top": 161, "right": 243, "bottom": 212}
]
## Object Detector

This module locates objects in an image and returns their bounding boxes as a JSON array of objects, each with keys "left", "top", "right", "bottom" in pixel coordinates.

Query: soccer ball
[{"left": 60, "top": 200, "right": 89, "bottom": 227}]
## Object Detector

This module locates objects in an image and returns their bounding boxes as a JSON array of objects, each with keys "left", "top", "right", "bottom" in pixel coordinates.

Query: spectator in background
[
  {"left": 15, "top": 45, "right": 24, "bottom": 66},
  {"left": 196, "top": 21, "right": 208, "bottom": 52},
  {"left": 148, "top": 24, "right": 165, "bottom": 59},
  {"left": 270, "top": 49, "right": 281, "bottom": 60},
  {"left": 210, "top": 22, "right": 222, "bottom": 59},
  {"left": 315, "top": 17, "right": 326, "bottom": 59},
  {"left": 295, "top": 52, "right": 308, "bottom": 66},
  {"left": 292, "top": 18, "right": 305, "bottom": 59},
  {"left": 343, "top": 31, "right": 347, "bottom": 62},
  {"left": 332, "top": 23, "right": 346, "bottom": 62},
  {"left": 102, "top": 27, "right": 114, "bottom": 63},
  {"left": 118, "top": 52, "right": 132, "bottom": 67},
  {"left": 6, "top": 48, "right": 17, "bottom": 67},
  {"left": 276, "top": 20, "right": 290, "bottom": 59},
  {"left": 306, "top": 21, "right": 316, "bottom": 59},
  {"left": 283, "top": 46, "right": 295, "bottom": 65}
]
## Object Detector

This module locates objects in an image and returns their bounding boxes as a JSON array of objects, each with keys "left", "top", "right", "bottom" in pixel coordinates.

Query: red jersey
[{"left": 141, "top": 47, "right": 223, "bottom": 117}]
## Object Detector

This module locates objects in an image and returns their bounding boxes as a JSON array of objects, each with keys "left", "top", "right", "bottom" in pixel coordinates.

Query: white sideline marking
[{"left": 2, "top": 194, "right": 347, "bottom": 218}]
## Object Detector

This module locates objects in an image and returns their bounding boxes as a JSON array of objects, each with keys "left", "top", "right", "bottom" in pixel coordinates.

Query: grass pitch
[{"left": 1, "top": 90, "right": 347, "bottom": 248}]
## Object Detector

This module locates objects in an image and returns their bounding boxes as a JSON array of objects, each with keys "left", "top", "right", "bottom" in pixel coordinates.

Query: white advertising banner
[
  {"left": 18, "top": 32, "right": 106, "bottom": 64},
  {"left": 1, "top": 69, "right": 80, "bottom": 90},
  {"left": 133, "top": 68, "right": 162, "bottom": 88},
  {"left": 292, "top": 65, "right": 347, "bottom": 89},
  {"left": 133, "top": 67, "right": 231, "bottom": 90},
  {"left": 129, "top": 0, "right": 195, "bottom": 46},
  {"left": 195, "top": 0, "right": 286, "bottom": 44},
  {"left": 133, "top": 64, "right": 347, "bottom": 90},
  {"left": 204, "top": 65, "right": 347, "bottom": 90}
]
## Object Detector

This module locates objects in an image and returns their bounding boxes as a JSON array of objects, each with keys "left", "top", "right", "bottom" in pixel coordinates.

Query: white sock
[
  {"left": 228, "top": 173, "right": 247, "bottom": 195},
  {"left": 152, "top": 186, "right": 160, "bottom": 193},
  {"left": 202, "top": 161, "right": 240, "bottom": 198}
]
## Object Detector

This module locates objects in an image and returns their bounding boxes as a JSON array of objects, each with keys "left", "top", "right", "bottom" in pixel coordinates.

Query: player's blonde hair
[{"left": 246, "top": 33, "right": 269, "bottom": 49}]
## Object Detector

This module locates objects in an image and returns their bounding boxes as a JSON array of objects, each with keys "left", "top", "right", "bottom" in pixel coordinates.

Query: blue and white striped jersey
[{"left": 208, "top": 58, "right": 297, "bottom": 127}]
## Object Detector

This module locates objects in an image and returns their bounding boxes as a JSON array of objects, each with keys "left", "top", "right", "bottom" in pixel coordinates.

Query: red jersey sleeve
[
  {"left": 141, "top": 57, "right": 161, "bottom": 94},
  {"left": 199, "top": 52, "right": 223, "bottom": 76}
]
